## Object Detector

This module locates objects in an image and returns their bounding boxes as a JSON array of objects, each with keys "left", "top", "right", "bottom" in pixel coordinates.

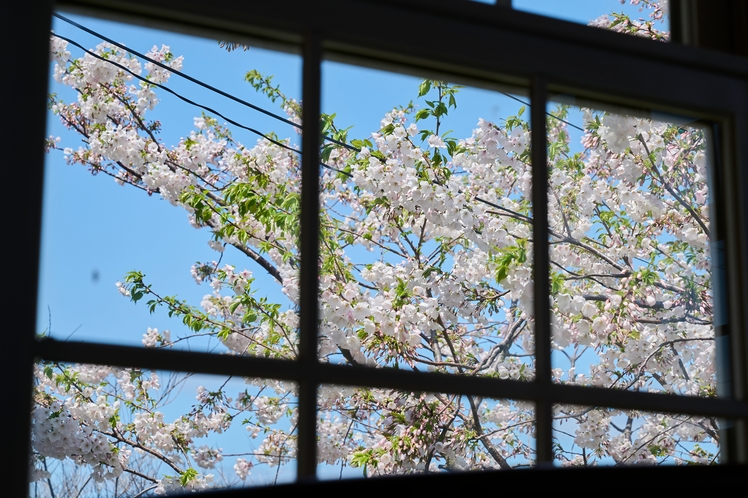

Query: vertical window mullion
[
  {"left": 717, "top": 113, "right": 748, "bottom": 463},
  {"left": 708, "top": 122, "right": 738, "bottom": 462},
  {"left": 14, "top": 3, "right": 55, "bottom": 496},
  {"left": 298, "top": 30, "right": 322, "bottom": 482},
  {"left": 531, "top": 76, "right": 553, "bottom": 465}
]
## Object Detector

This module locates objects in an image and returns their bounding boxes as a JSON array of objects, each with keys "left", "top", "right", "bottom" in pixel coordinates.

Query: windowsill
[{"left": 197, "top": 464, "right": 747, "bottom": 495}]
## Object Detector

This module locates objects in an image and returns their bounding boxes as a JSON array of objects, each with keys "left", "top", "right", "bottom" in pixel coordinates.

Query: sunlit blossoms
[{"left": 36, "top": 1, "right": 718, "bottom": 494}]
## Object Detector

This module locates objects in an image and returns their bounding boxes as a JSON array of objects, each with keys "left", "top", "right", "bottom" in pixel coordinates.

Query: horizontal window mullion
[
  {"left": 316, "top": 365, "right": 748, "bottom": 419},
  {"left": 550, "top": 383, "right": 748, "bottom": 419},
  {"left": 34, "top": 338, "right": 303, "bottom": 380}
]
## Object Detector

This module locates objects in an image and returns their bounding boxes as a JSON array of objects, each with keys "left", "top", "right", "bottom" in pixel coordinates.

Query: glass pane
[
  {"left": 546, "top": 98, "right": 719, "bottom": 398},
  {"left": 30, "top": 362, "right": 297, "bottom": 495},
  {"left": 41, "top": 13, "right": 301, "bottom": 358},
  {"left": 553, "top": 404, "right": 721, "bottom": 465},
  {"left": 319, "top": 60, "right": 534, "bottom": 379},
  {"left": 514, "top": 0, "right": 670, "bottom": 40},
  {"left": 318, "top": 385, "right": 534, "bottom": 478}
]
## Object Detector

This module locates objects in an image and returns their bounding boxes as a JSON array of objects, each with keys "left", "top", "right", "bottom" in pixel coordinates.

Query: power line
[
  {"left": 53, "top": 12, "right": 582, "bottom": 146},
  {"left": 52, "top": 33, "right": 352, "bottom": 178},
  {"left": 54, "top": 13, "right": 298, "bottom": 129},
  {"left": 50, "top": 27, "right": 552, "bottom": 223},
  {"left": 53, "top": 12, "right": 356, "bottom": 152},
  {"left": 499, "top": 92, "right": 584, "bottom": 132},
  {"left": 50, "top": 31, "right": 535, "bottom": 223},
  {"left": 53, "top": 33, "right": 301, "bottom": 156}
]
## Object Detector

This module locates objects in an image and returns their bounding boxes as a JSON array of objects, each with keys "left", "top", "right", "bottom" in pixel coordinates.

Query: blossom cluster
[{"left": 38, "top": 1, "right": 718, "bottom": 491}]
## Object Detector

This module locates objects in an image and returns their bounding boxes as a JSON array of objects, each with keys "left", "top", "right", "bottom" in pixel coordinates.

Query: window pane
[
  {"left": 30, "top": 362, "right": 297, "bottom": 495},
  {"left": 514, "top": 0, "right": 670, "bottom": 40},
  {"left": 319, "top": 60, "right": 535, "bottom": 379},
  {"left": 317, "top": 384, "right": 534, "bottom": 478},
  {"left": 546, "top": 97, "right": 720, "bottom": 398},
  {"left": 41, "top": 13, "right": 301, "bottom": 358},
  {"left": 553, "top": 404, "right": 721, "bottom": 465}
]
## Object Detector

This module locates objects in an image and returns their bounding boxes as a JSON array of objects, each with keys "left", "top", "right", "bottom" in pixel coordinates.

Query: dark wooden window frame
[{"left": 8, "top": 0, "right": 748, "bottom": 495}]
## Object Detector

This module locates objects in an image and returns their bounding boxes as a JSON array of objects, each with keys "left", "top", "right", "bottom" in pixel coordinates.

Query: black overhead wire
[
  {"left": 50, "top": 31, "right": 531, "bottom": 222},
  {"left": 51, "top": 18, "right": 580, "bottom": 222},
  {"left": 53, "top": 12, "right": 357, "bottom": 153},
  {"left": 53, "top": 12, "right": 581, "bottom": 145},
  {"left": 52, "top": 15, "right": 290, "bottom": 129},
  {"left": 499, "top": 92, "right": 584, "bottom": 132},
  {"left": 51, "top": 33, "right": 352, "bottom": 178},
  {"left": 53, "top": 35, "right": 297, "bottom": 155}
]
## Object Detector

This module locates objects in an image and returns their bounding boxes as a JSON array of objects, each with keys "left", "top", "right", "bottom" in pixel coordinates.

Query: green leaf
[
  {"left": 550, "top": 272, "right": 565, "bottom": 295},
  {"left": 180, "top": 468, "right": 199, "bottom": 487},
  {"left": 432, "top": 102, "right": 448, "bottom": 118},
  {"left": 415, "top": 109, "right": 430, "bottom": 122},
  {"left": 147, "top": 300, "right": 158, "bottom": 314},
  {"left": 609, "top": 16, "right": 624, "bottom": 29},
  {"left": 496, "top": 266, "right": 508, "bottom": 284},
  {"left": 418, "top": 80, "right": 432, "bottom": 97},
  {"left": 350, "top": 449, "right": 374, "bottom": 475}
]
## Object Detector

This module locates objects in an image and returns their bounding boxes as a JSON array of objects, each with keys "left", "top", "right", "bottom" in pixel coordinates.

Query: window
[{"left": 9, "top": 0, "right": 748, "bottom": 496}]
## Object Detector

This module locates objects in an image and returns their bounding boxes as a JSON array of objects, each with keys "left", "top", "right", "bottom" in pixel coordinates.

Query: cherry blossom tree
[{"left": 35, "top": 1, "right": 719, "bottom": 494}]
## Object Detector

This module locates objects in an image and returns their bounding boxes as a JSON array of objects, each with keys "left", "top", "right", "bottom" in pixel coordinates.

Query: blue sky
[
  {"left": 514, "top": 0, "right": 667, "bottom": 25},
  {"left": 38, "top": 0, "right": 670, "bottom": 485},
  {"left": 40, "top": 0, "right": 665, "bottom": 348}
]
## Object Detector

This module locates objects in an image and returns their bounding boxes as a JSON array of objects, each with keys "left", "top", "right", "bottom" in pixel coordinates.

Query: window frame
[{"left": 9, "top": 0, "right": 748, "bottom": 494}]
